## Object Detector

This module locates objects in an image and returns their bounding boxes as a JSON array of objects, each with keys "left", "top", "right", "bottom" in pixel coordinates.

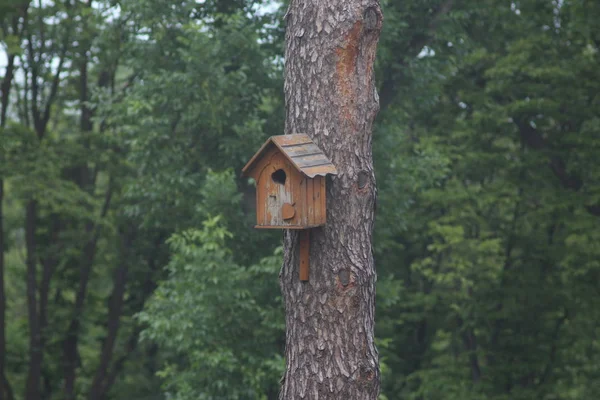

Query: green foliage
[
  {"left": 373, "top": 1, "right": 600, "bottom": 399},
  {"left": 138, "top": 217, "right": 284, "bottom": 399}
]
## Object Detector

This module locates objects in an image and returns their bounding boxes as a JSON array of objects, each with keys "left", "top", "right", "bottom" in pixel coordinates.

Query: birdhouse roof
[{"left": 242, "top": 134, "right": 338, "bottom": 178}]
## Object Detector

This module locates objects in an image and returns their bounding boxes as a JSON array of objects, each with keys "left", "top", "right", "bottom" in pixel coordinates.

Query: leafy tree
[
  {"left": 139, "top": 215, "right": 284, "bottom": 400},
  {"left": 373, "top": 0, "right": 600, "bottom": 399}
]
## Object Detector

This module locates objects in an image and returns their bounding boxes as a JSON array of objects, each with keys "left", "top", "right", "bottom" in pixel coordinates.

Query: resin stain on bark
[
  {"left": 336, "top": 21, "right": 363, "bottom": 77},
  {"left": 335, "top": 20, "right": 363, "bottom": 125}
]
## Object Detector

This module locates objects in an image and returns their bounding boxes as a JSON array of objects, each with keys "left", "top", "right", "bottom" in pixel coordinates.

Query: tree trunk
[
  {"left": 24, "top": 200, "right": 41, "bottom": 400},
  {"left": 88, "top": 228, "right": 131, "bottom": 400},
  {"left": 62, "top": 19, "right": 97, "bottom": 396},
  {"left": 0, "top": 180, "right": 5, "bottom": 400},
  {"left": 279, "top": 1, "right": 383, "bottom": 398},
  {"left": 0, "top": 25, "right": 18, "bottom": 400}
]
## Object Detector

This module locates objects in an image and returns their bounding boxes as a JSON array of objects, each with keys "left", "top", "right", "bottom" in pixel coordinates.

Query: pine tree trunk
[{"left": 280, "top": 0, "right": 383, "bottom": 398}]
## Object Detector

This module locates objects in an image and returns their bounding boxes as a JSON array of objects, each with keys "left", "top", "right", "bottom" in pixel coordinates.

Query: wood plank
[
  {"left": 286, "top": 162, "right": 297, "bottom": 225},
  {"left": 298, "top": 174, "right": 306, "bottom": 226},
  {"left": 301, "top": 164, "right": 338, "bottom": 178},
  {"left": 290, "top": 154, "right": 331, "bottom": 167},
  {"left": 242, "top": 142, "right": 276, "bottom": 178},
  {"left": 282, "top": 143, "right": 322, "bottom": 157},
  {"left": 313, "top": 176, "right": 322, "bottom": 225},
  {"left": 282, "top": 203, "right": 295, "bottom": 220},
  {"left": 264, "top": 155, "right": 283, "bottom": 226},
  {"left": 257, "top": 174, "right": 266, "bottom": 225},
  {"left": 273, "top": 134, "right": 312, "bottom": 146},
  {"left": 320, "top": 176, "right": 326, "bottom": 224},
  {"left": 245, "top": 147, "right": 277, "bottom": 180},
  {"left": 254, "top": 224, "right": 324, "bottom": 229},
  {"left": 306, "top": 177, "right": 314, "bottom": 226},
  {"left": 299, "top": 230, "right": 310, "bottom": 281}
]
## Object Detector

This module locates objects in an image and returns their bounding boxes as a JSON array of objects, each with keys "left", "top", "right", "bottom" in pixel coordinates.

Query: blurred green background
[{"left": 1, "top": 0, "right": 599, "bottom": 399}]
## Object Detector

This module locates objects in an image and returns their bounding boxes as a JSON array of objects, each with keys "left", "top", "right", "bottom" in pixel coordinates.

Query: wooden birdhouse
[
  {"left": 242, "top": 134, "right": 337, "bottom": 280},
  {"left": 242, "top": 134, "right": 337, "bottom": 229}
]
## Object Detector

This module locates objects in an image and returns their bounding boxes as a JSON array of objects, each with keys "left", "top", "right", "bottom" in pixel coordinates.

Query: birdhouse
[
  {"left": 242, "top": 134, "right": 337, "bottom": 229},
  {"left": 242, "top": 134, "right": 337, "bottom": 281}
]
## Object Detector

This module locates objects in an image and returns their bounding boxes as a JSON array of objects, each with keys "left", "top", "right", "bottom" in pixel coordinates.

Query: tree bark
[{"left": 280, "top": 0, "right": 383, "bottom": 398}]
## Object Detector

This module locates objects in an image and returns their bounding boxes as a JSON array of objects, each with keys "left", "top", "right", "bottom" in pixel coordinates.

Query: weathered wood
[
  {"left": 282, "top": 203, "right": 296, "bottom": 220},
  {"left": 299, "top": 230, "right": 310, "bottom": 281},
  {"left": 300, "top": 164, "right": 338, "bottom": 178},
  {"left": 281, "top": 143, "right": 321, "bottom": 157},
  {"left": 314, "top": 175, "right": 324, "bottom": 224},
  {"left": 254, "top": 224, "right": 323, "bottom": 230},
  {"left": 260, "top": 154, "right": 286, "bottom": 225},
  {"left": 276, "top": 134, "right": 313, "bottom": 146},
  {"left": 319, "top": 175, "right": 326, "bottom": 224},
  {"left": 244, "top": 146, "right": 278, "bottom": 180},
  {"left": 289, "top": 162, "right": 303, "bottom": 225},
  {"left": 306, "top": 177, "right": 315, "bottom": 226},
  {"left": 243, "top": 134, "right": 338, "bottom": 179},
  {"left": 256, "top": 168, "right": 267, "bottom": 226},
  {"left": 290, "top": 153, "right": 332, "bottom": 168},
  {"left": 280, "top": 0, "right": 383, "bottom": 398},
  {"left": 248, "top": 141, "right": 331, "bottom": 229}
]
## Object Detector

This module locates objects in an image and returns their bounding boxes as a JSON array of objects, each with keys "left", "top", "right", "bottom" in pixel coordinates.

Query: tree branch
[
  {"left": 0, "top": 56, "right": 16, "bottom": 126},
  {"left": 62, "top": 178, "right": 113, "bottom": 400},
  {"left": 25, "top": 2, "right": 71, "bottom": 138},
  {"left": 41, "top": 33, "right": 69, "bottom": 132},
  {"left": 19, "top": 57, "right": 31, "bottom": 127},
  {"left": 25, "top": 25, "right": 41, "bottom": 135}
]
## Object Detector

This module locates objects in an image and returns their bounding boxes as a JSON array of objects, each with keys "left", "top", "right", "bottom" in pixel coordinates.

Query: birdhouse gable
[{"left": 242, "top": 134, "right": 338, "bottom": 179}]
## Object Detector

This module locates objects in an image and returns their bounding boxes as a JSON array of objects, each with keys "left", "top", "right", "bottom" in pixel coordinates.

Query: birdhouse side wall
[{"left": 304, "top": 175, "right": 326, "bottom": 226}]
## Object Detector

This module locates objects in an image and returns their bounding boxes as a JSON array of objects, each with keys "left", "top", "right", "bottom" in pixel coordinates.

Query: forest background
[{"left": 1, "top": 0, "right": 599, "bottom": 399}]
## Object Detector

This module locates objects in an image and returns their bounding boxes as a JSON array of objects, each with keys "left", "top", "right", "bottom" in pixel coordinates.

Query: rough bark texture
[{"left": 280, "top": 0, "right": 383, "bottom": 398}]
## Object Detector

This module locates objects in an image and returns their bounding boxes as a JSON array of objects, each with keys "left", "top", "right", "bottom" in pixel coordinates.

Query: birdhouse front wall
[{"left": 254, "top": 151, "right": 326, "bottom": 229}]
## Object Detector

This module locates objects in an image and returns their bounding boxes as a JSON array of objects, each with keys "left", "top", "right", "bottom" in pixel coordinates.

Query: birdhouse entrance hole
[{"left": 272, "top": 169, "right": 286, "bottom": 185}]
